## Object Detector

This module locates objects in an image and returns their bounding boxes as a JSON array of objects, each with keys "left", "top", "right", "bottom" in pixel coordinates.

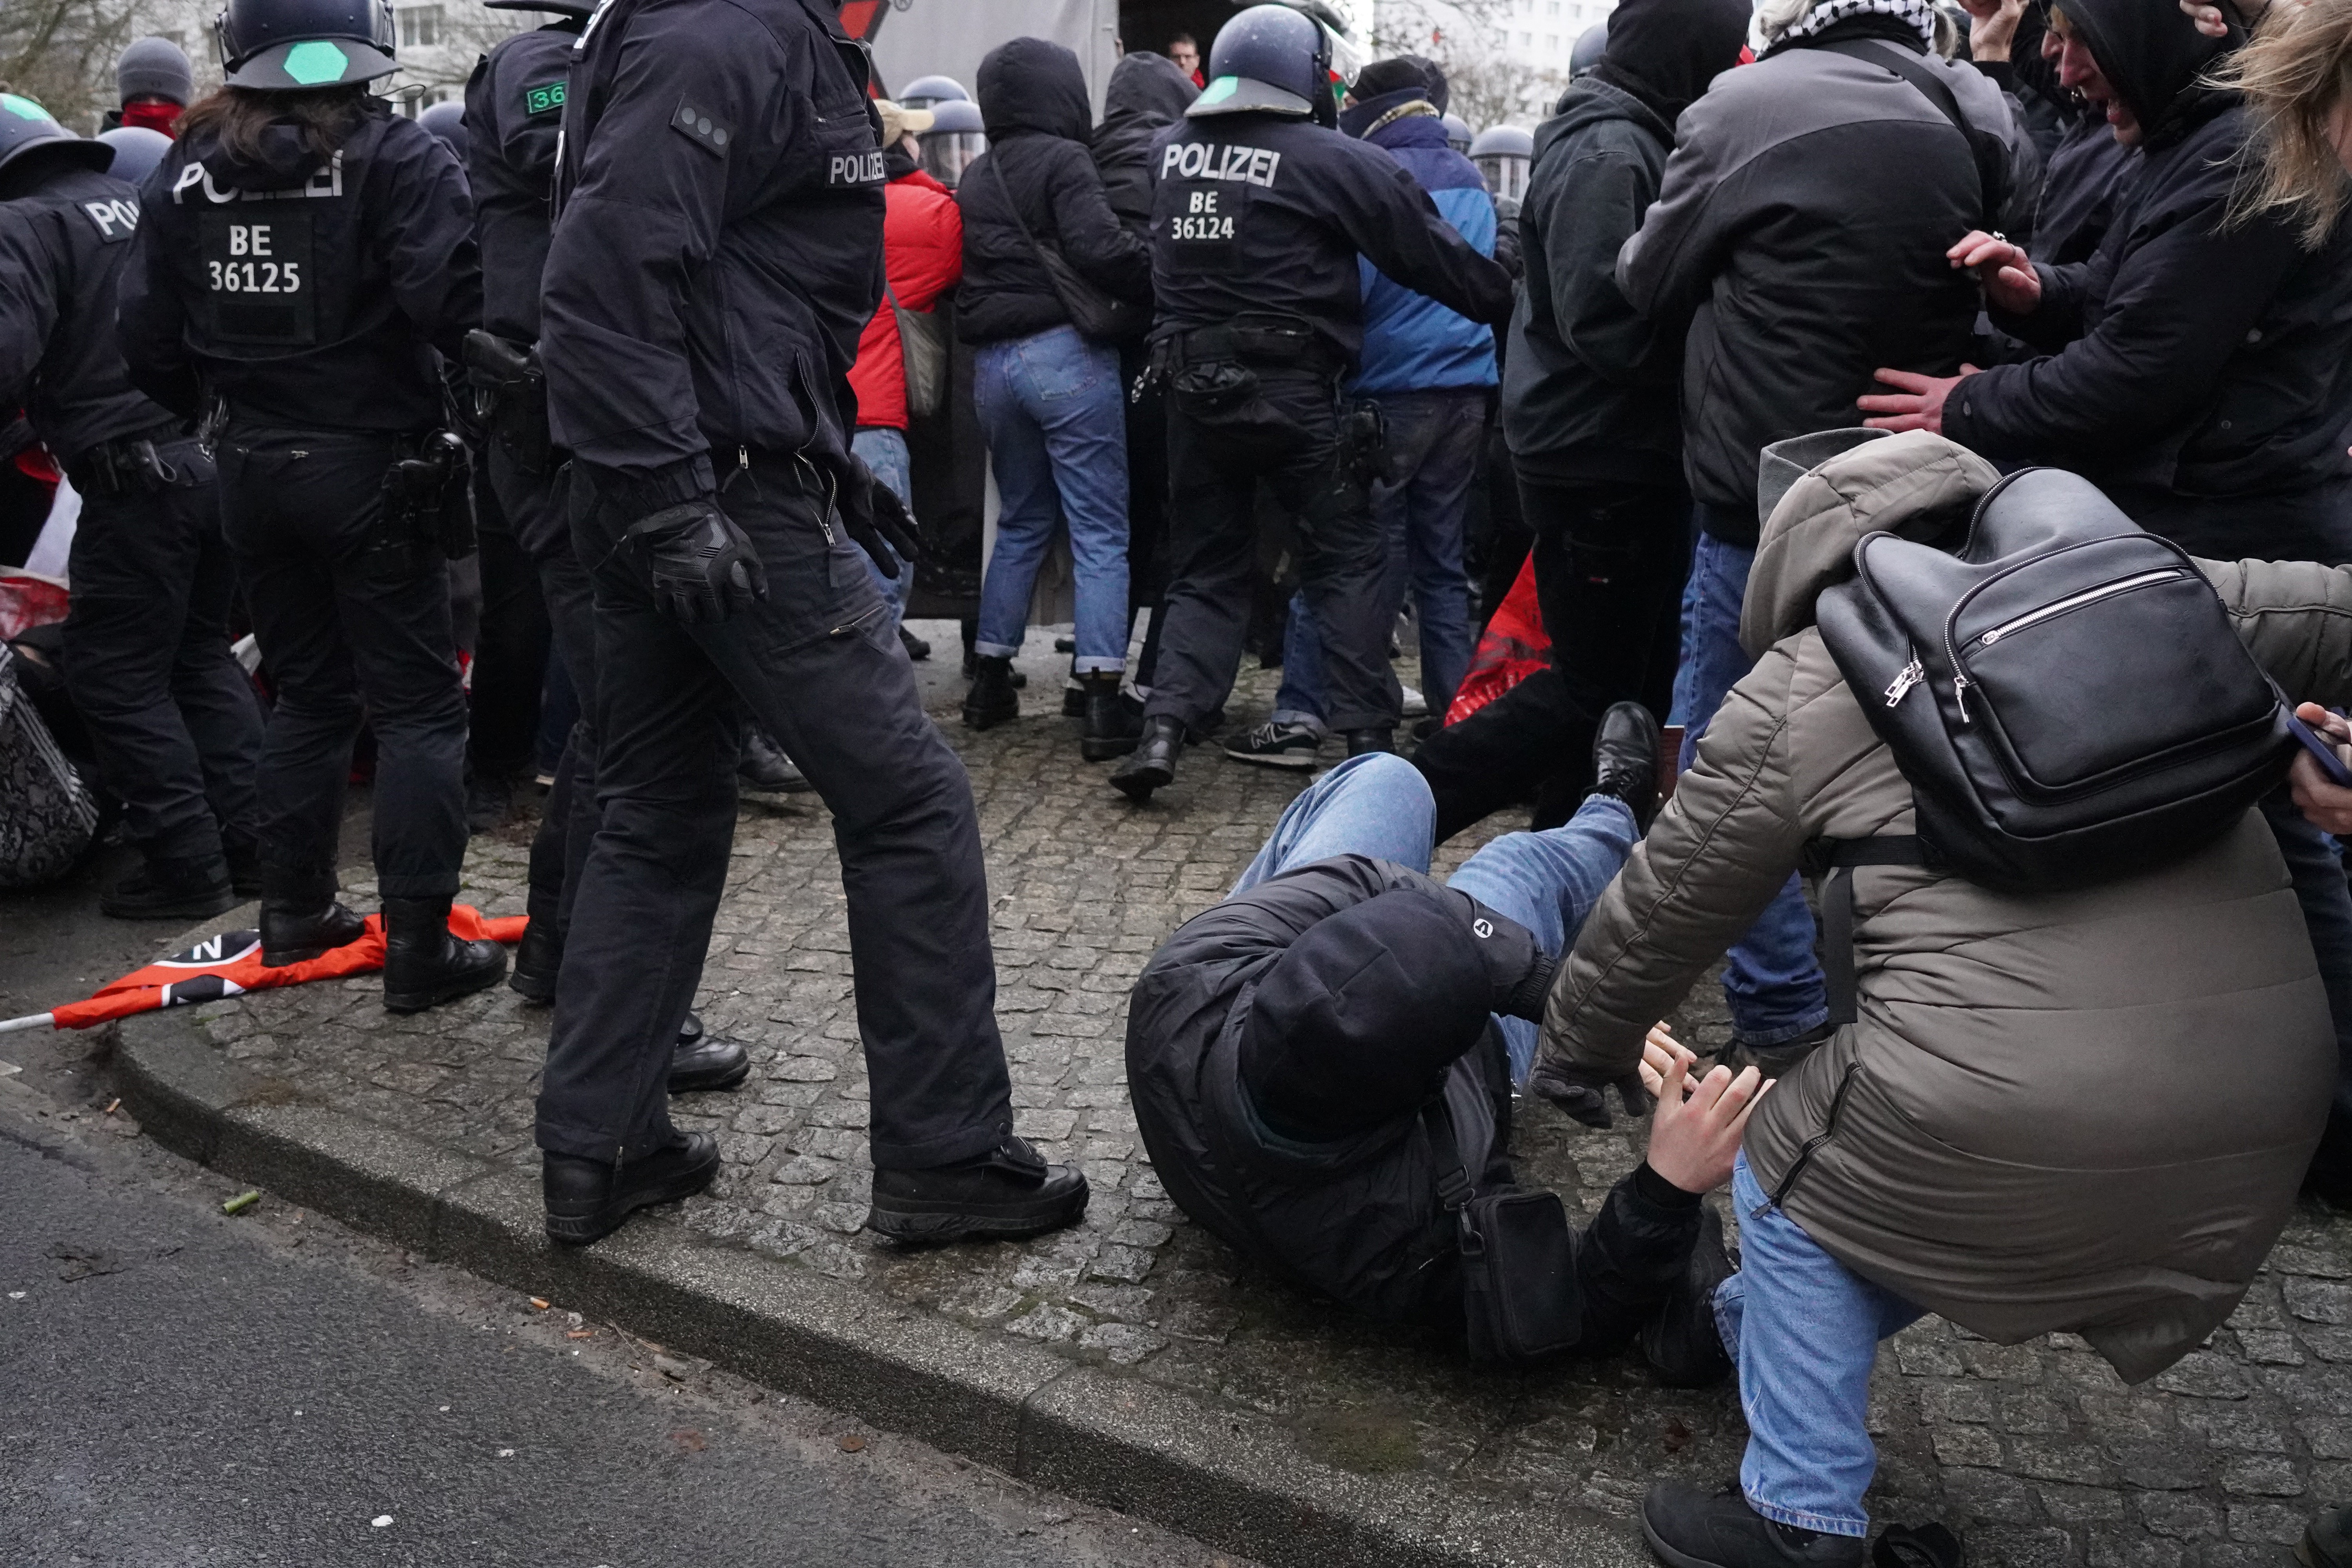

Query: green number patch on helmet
[{"left": 0, "top": 93, "right": 53, "bottom": 122}]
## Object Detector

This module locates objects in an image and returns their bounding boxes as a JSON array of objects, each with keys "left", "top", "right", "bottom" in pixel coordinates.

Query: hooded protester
[
  {"left": 105, "top": 37, "right": 193, "bottom": 137},
  {"left": 1536, "top": 429, "right": 2343, "bottom": 1567},
  {"left": 953, "top": 38, "right": 1153, "bottom": 758},
  {"left": 1094, "top": 50, "right": 1198, "bottom": 233},
  {"left": 1409, "top": 0, "right": 1748, "bottom": 846}
]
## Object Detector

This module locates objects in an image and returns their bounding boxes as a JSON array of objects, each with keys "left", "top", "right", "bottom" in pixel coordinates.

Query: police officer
[
  {"left": 0, "top": 97, "right": 264, "bottom": 920},
  {"left": 535, "top": 0, "right": 1083, "bottom": 1247},
  {"left": 459, "top": 0, "right": 744, "bottom": 1094},
  {"left": 119, "top": 0, "right": 504, "bottom": 1012},
  {"left": 1111, "top": 6, "right": 1515, "bottom": 801}
]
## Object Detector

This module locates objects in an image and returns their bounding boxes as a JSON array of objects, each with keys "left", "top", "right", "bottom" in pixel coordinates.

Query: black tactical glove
[
  {"left": 833, "top": 455, "right": 923, "bottom": 580},
  {"left": 625, "top": 498, "right": 768, "bottom": 623},
  {"left": 1525, "top": 1056, "right": 1654, "bottom": 1130}
]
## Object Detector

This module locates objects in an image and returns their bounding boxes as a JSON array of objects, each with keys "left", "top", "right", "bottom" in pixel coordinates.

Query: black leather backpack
[{"left": 1815, "top": 466, "right": 2293, "bottom": 897}]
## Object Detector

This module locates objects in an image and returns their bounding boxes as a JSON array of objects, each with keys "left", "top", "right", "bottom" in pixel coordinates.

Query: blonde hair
[{"left": 2217, "top": 0, "right": 2352, "bottom": 246}]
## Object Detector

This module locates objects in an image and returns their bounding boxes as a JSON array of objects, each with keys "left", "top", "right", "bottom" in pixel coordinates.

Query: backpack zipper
[
  {"left": 1970, "top": 569, "right": 2187, "bottom": 648},
  {"left": 1884, "top": 658, "right": 1925, "bottom": 708}
]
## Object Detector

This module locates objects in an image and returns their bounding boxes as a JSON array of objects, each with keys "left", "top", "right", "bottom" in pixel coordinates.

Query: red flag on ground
[
  {"left": 1444, "top": 553, "right": 1552, "bottom": 727},
  {"left": 0, "top": 905, "right": 526, "bottom": 1033}
]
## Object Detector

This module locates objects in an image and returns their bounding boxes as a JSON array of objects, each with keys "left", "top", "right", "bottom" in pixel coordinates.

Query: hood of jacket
[
  {"left": 2062, "top": 0, "right": 2239, "bottom": 149},
  {"left": 1535, "top": 75, "right": 1674, "bottom": 159},
  {"left": 977, "top": 36, "right": 1094, "bottom": 143},
  {"left": 1588, "top": 0, "right": 1751, "bottom": 122},
  {"left": 1096, "top": 49, "right": 1196, "bottom": 173},
  {"left": 1339, "top": 87, "right": 1442, "bottom": 142},
  {"left": 1739, "top": 428, "right": 2002, "bottom": 659}
]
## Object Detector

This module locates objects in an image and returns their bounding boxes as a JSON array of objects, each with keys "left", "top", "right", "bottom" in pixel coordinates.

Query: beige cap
[{"left": 876, "top": 99, "right": 935, "bottom": 146}]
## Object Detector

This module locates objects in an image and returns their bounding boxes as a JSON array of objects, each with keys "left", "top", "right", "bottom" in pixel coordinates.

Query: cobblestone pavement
[{"left": 179, "top": 630, "right": 2352, "bottom": 1567}]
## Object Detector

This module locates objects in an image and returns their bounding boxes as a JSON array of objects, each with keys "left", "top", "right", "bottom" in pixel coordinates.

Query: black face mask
[{"left": 1587, "top": 0, "right": 1752, "bottom": 122}]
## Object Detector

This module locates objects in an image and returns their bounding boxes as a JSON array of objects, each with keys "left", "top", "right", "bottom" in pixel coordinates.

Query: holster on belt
[
  {"left": 463, "top": 328, "right": 552, "bottom": 475},
  {"left": 381, "top": 430, "right": 477, "bottom": 560},
  {"left": 68, "top": 426, "right": 193, "bottom": 498}
]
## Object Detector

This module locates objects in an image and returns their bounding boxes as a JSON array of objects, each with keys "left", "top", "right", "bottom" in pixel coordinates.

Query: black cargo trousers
[
  {"left": 216, "top": 418, "right": 469, "bottom": 902},
  {"left": 60, "top": 428, "right": 263, "bottom": 865},
  {"left": 1145, "top": 337, "right": 1397, "bottom": 735},
  {"left": 536, "top": 457, "right": 1016, "bottom": 1169}
]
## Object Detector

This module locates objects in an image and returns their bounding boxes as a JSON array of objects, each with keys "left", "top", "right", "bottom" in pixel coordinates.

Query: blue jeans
[
  {"left": 1673, "top": 523, "right": 1828, "bottom": 1048},
  {"left": 1715, "top": 1152, "right": 1922, "bottom": 1537},
  {"left": 851, "top": 426, "right": 911, "bottom": 625},
  {"left": 2259, "top": 789, "right": 2352, "bottom": 1187},
  {"left": 1275, "top": 387, "right": 1487, "bottom": 727},
  {"left": 1231, "top": 751, "right": 1637, "bottom": 1083},
  {"left": 973, "top": 325, "right": 1129, "bottom": 672}
]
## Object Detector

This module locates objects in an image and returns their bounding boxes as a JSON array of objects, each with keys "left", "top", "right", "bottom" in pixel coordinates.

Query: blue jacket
[{"left": 1345, "top": 100, "right": 1497, "bottom": 396}]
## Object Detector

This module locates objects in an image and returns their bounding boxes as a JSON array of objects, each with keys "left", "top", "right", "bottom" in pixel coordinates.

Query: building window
[
  {"left": 396, "top": 5, "right": 442, "bottom": 48},
  {"left": 1544, "top": 34, "right": 1558, "bottom": 50}
]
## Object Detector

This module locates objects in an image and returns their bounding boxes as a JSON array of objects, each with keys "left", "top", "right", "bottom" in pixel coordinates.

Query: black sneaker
[
  {"left": 1224, "top": 720, "right": 1322, "bottom": 769},
  {"left": 866, "top": 1135, "right": 1089, "bottom": 1243},
  {"left": 1588, "top": 700, "right": 1663, "bottom": 829},
  {"left": 1641, "top": 1481, "right": 1865, "bottom": 1568},
  {"left": 544, "top": 1132, "right": 721, "bottom": 1246},
  {"left": 668, "top": 1024, "right": 750, "bottom": 1093},
  {"left": 1642, "top": 1205, "right": 1737, "bottom": 1388},
  {"left": 100, "top": 856, "right": 237, "bottom": 921}
]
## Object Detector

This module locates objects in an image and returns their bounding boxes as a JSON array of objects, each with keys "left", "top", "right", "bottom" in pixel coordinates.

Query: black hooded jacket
[
  {"left": 955, "top": 38, "right": 1151, "bottom": 345},
  {"left": 1126, "top": 854, "right": 1700, "bottom": 1332},
  {"left": 0, "top": 154, "right": 177, "bottom": 467},
  {"left": 1944, "top": 0, "right": 2352, "bottom": 548},
  {"left": 1504, "top": 0, "right": 1748, "bottom": 487},
  {"left": 120, "top": 100, "right": 479, "bottom": 432},
  {"left": 1094, "top": 51, "right": 1197, "bottom": 234}
]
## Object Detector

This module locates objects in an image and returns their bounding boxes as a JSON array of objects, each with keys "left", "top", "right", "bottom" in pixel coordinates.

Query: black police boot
[
  {"left": 1079, "top": 672, "right": 1142, "bottom": 762},
  {"left": 866, "top": 1135, "right": 1089, "bottom": 1244},
  {"left": 1342, "top": 727, "right": 1394, "bottom": 757},
  {"left": 1111, "top": 714, "right": 1186, "bottom": 801},
  {"left": 508, "top": 917, "right": 562, "bottom": 1003},
  {"left": 543, "top": 1132, "right": 722, "bottom": 1247},
  {"left": 1642, "top": 1205, "right": 1737, "bottom": 1388},
  {"left": 1587, "top": 700, "right": 1662, "bottom": 829},
  {"left": 738, "top": 725, "right": 811, "bottom": 793},
  {"left": 381, "top": 895, "right": 507, "bottom": 1014},
  {"left": 962, "top": 655, "right": 1020, "bottom": 730},
  {"left": 1641, "top": 1481, "right": 1866, "bottom": 1568},
  {"left": 669, "top": 1011, "right": 750, "bottom": 1093},
  {"left": 259, "top": 868, "right": 369, "bottom": 967},
  {"left": 101, "top": 854, "right": 238, "bottom": 922}
]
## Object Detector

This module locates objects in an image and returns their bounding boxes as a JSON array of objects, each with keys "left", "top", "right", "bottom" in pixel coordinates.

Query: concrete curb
[{"left": 119, "top": 1007, "right": 1644, "bottom": 1568}]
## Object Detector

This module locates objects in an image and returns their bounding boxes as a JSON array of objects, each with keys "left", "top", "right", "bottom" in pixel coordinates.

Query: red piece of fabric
[
  {"left": 0, "top": 572, "right": 70, "bottom": 640},
  {"left": 118, "top": 99, "right": 181, "bottom": 137},
  {"left": 1443, "top": 552, "right": 1552, "bottom": 727},
  {"left": 847, "top": 171, "right": 964, "bottom": 431},
  {"left": 47, "top": 906, "right": 528, "bottom": 1029}
]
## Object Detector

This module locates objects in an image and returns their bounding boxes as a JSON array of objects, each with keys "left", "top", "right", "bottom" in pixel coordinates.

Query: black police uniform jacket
[
  {"left": 0, "top": 163, "right": 174, "bottom": 467},
  {"left": 464, "top": 19, "right": 577, "bottom": 345},
  {"left": 1145, "top": 110, "right": 1515, "bottom": 373},
  {"left": 1125, "top": 854, "right": 1527, "bottom": 1329},
  {"left": 540, "top": 0, "right": 882, "bottom": 509},
  {"left": 118, "top": 100, "right": 480, "bottom": 432}
]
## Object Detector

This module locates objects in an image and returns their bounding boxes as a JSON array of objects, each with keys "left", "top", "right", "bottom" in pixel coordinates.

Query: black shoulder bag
[
  {"left": 987, "top": 153, "right": 1148, "bottom": 345},
  {"left": 1421, "top": 1100, "right": 1583, "bottom": 1363}
]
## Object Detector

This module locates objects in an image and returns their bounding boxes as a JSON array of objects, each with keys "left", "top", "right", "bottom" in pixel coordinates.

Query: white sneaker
[{"left": 1400, "top": 684, "right": 1428, "bottom": 719}]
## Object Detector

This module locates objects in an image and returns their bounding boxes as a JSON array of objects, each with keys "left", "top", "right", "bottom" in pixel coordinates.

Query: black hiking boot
[
  {"left": 1641, "top": 1481, "right": 1866, "bottom": 1568},
  {"left": 1642, "top": 1205, "right": 1737, "bottom": 1388},
  {"left": 962, "top": 654, "right": 1020, "bottom": 730},
  {"left": 259, "top": 868, "right": 369, "bottom": 967},
  {"left": 1588, "top": 700, "right": 1662, "bottom": 829},
  {"left": 101, "top": 855, "right": 237, "bottom": 922},
  {"left": 739, "top": 725, "right": 811, "bottom": 793},
  {"left": 1111, "top": 714, "right": 1185, "bottom": 800},
  {"left": 866, "top": 1135, "right": 1089, "bottom": 1244},
  {"left": 543, "top": 1132, "right": 721, "bottom": 1246},
  {"left": 381, "top": 895, "right": 507, "bottom": 1013},
  {"left": 1079, "top": 672, "right": 1142, "bottom": 761}
]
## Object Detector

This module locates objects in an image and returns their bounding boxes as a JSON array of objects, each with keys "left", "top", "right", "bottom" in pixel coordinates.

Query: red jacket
[{"left": 848, "top": 169, "right": 964, "bottom": 431}]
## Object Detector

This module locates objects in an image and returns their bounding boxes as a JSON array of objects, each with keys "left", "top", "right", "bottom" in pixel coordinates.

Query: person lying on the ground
[
  {"left": 1532, "top": 428, "right": 2351, "bottom": 1568},
  {"left": 1124, "top": 712, "right": 1761, "bottom": 1379}
]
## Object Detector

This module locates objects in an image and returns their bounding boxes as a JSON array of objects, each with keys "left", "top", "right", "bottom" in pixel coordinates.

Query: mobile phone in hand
[{"left": 2287, "top": 710, "right": 2352, "bottom": 788}]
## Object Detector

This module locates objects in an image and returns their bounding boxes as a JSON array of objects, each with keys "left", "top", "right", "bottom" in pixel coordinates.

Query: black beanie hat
[
  {"left": 1241, "top": 887, "right": 1499, "bottom": 1142},
  {"left": 117, "top": 36, "right": 194, "bottom": 107}
]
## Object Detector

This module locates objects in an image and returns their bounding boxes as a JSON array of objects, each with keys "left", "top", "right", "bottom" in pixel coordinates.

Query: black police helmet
[
  {"left": 1570, "top": 21, "right": 1608, "bottom": 78},
  {"left": 1191, "top": 4, "right": 1344, "bottom": 127},
  {"left": 481, "top": 0, "right": 593, "bottom": 16},
  {"left": 0, "top": 94, "right": 115, "bottom": 183},
  {"left": 897, "top": 74, "right": 969, "bottom": 109},
  {"left": 97, "top": 125, "right": 172, "bottom": 186},
  {"left": 1440, "top": 112, "right": 1471, "bottom": 151},
  {"left": 216, "top": 0, "right": 398, "bottom": 91}
]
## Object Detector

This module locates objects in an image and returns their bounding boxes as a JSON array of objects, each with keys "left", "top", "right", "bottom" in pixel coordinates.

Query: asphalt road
[{"left": 0, "top": 1101, "right": 1241, "bottom": 1568}]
